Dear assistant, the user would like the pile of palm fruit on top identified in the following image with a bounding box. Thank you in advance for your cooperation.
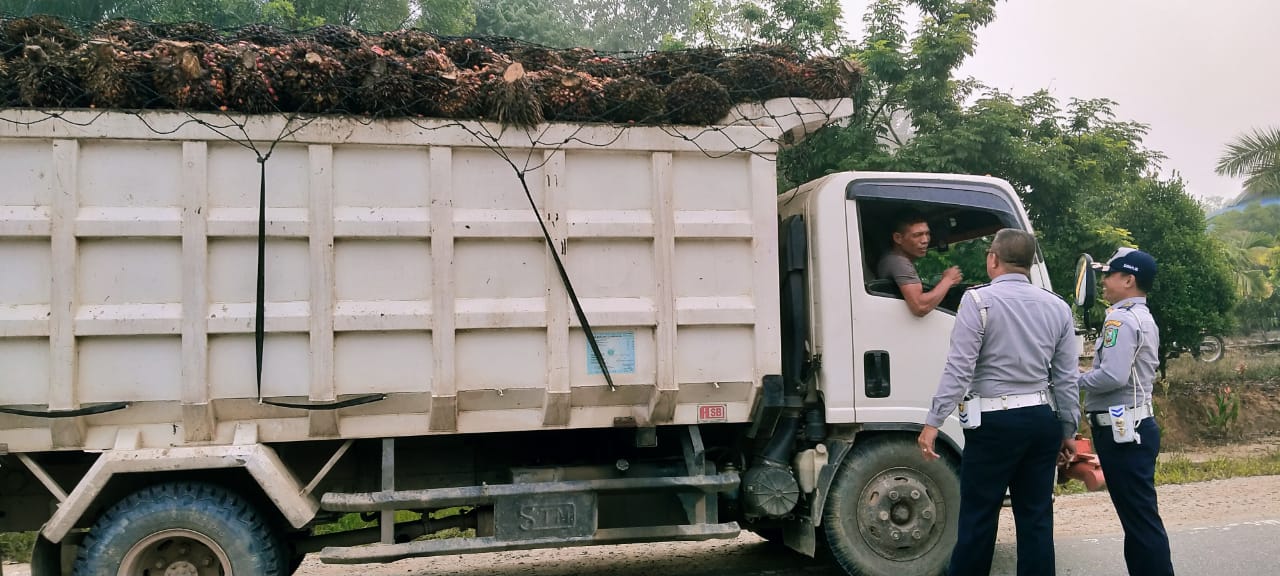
[0,15,862,127]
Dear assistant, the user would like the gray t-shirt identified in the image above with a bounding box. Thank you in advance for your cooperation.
[877,252,921,285]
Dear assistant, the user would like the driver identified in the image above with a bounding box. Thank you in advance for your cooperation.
[877,208,963,316]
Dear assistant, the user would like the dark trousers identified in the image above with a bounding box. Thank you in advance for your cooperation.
[1091,416,1175,576]
[949,404,1061,576]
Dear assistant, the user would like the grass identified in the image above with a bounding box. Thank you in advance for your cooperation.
[0,531,35,563]
[1161,349,1280,387]
[311,506,476,540]
[1056,449,1280,496]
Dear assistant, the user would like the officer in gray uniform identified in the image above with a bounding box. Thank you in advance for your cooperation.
[1081,248,1175,576]
[917,228,1081,576]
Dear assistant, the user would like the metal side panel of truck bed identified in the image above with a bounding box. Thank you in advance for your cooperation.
[0,100,851,453]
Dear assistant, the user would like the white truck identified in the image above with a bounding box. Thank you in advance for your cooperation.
[0,98,1052,575]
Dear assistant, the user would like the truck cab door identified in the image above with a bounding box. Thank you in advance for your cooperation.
[833,176,1041,438]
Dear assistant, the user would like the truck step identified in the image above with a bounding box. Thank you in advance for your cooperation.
[317,522,742,564]
[320,472,740,512]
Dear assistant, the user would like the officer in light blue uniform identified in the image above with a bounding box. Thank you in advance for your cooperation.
[917,229,1081,576]
[1081,248,1175,576]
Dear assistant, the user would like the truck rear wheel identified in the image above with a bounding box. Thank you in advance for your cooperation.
[821,436,959,576]
[72,482,284,576]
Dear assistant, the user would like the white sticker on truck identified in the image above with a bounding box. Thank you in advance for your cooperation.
[587,331,636,375]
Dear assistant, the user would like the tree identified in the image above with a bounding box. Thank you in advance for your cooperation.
[779,0,1235,359]
[0,0,157,22]
[571,0,695,51]
[738,0,845,55]
[417,0,474,35]
[1217,127,1280,204]
[1109,178,1236,354]
[291,0,412,30]
[473,0,581,46]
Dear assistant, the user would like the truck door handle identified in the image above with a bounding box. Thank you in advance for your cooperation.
[864,351,891,398]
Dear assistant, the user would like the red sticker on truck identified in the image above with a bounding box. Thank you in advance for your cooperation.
[698,404,728,423]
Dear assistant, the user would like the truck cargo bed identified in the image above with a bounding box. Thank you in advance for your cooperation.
[0,100,849,451]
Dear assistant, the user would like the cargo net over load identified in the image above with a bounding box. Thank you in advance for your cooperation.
[0,14,860,129]
[0,13,859,414]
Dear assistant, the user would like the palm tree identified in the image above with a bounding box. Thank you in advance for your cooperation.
[1214,230,1275,299]
[1217,127,1280,204]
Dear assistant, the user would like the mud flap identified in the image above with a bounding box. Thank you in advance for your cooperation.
[30,533,65,576]
[783,515,817,557]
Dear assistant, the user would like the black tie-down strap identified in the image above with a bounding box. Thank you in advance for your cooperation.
[254,158,385,411]
[0,402,129,418]
[518,174,616,392]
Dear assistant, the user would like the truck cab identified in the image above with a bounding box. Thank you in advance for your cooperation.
[765,172,1051,573]
[782,171,1048,446]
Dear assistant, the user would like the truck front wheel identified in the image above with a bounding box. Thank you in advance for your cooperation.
[72,482,284,576]
[821,435,959,576]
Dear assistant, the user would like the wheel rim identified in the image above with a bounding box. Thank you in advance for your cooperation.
[852,466,945,561]
[1199,337,1223,362]
[119,529,230,576]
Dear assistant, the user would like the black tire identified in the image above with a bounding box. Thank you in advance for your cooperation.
[1197,334,1225,363]
[72,482,284,576]
[821,435,959,576]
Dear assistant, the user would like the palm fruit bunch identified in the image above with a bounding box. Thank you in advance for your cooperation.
[481,62,543,128]
[436,67,484,119]
[145,40,226,110]
[559,47,596,68]
[683,46,727,77]
[311,24,366,52]
[578,55,630,79]
[274,41,345,113]
[92,19,158,51]
[441,37,500,70]
[508,45,564,72]
[714,53,798,102]
[78,39,151,109]
[345,44,417,116]
[0,56,16,106]
[149,22,221,44]
[0,16,14,57]
[743,43,803,64]
[796,55,863,99]
[378,29,439,57]
[234,23,291,47]
[3,15,81,52]
[221,42,284,114]
[405,49,457,117]
[600,75,664,124]
[663,72,731,126]
[11,37,86,107]
[637,50,692,86]
[533,67,605,122]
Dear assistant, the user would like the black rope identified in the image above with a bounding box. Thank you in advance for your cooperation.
[517,173,616,392]
[0,402,129,418]
[252,157,385,410]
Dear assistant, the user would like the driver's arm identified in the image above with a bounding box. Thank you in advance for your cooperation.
[900,281,958,317]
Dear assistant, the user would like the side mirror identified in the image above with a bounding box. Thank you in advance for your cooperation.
[1074,254,1098,330]
[1074,254,1096,308]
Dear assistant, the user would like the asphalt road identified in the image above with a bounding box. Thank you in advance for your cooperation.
[992,517,1280,575]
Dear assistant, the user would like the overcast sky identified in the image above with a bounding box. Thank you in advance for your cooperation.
[837,0,1279,200]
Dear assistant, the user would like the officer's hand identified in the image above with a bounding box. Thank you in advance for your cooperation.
[1058,437,1078,465]
[917,425,940,461]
